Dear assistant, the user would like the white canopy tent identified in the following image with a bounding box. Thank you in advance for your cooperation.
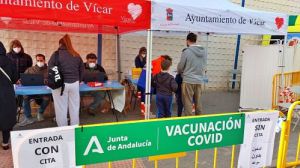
[151,0,287,34]
[144,0,288,119]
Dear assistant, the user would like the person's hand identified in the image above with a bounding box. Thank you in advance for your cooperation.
[16,79,21,85]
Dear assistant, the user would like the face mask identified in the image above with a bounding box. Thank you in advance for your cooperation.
[37,62,44,68]
[13,47,21,54]
[89,63,96,68]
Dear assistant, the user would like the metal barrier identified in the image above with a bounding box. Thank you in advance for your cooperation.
[79,111,270,168]
[277,101,300,168]
[81,142,243,168]
[81,109,297,168]
[272,71,300,109]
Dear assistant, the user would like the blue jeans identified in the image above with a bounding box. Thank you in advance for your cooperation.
[156,94,173,118]
[22,95,50,118]
[83,92,106,110]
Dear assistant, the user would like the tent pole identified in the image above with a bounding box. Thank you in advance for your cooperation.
[97,34,102,66]
[232,35,241,89]
[116,33,121,81]
[204,33,209,90]
[145,30,153,120]
[232,0,246,89]
[280,35,288,86]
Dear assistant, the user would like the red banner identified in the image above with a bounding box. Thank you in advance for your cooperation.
[0,0,150,34]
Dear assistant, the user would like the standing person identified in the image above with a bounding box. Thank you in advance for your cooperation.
[82,53,108,115]
[135,47,147,68]
[0,41,18,150]
[48,34,84,126]
[19,54,50,126]
[7,40,32,79]
[175,73,183,117]
[152,57,178,118]
[177,33,207,116]
[135,47,147,104]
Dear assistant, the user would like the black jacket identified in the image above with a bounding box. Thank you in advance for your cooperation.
[152,72,178,96]
[83,63,108,81]
[48,47,84,83]
[7,51,32,79]
[0,42,18,130]
[135,55,146,68]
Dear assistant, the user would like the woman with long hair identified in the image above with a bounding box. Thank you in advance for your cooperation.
[48,34,83,126]
[0,41,18,150]
[134,47,147,68]
[7,39,32,79]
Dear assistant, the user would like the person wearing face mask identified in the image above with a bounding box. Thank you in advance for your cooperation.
[6,40,33,80]
[177,33,207,116]
[82,53,108,116]
[135,47,147,68]
[19,54,50,126]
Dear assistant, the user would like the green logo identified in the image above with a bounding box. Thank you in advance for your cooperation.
[75,113,245,166]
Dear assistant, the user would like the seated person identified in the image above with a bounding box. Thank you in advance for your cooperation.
[83,53,108,116]
[19,54,50,126]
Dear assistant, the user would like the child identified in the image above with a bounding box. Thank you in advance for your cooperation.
[152,57,178,118]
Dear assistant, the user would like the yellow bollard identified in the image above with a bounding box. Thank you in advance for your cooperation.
[176,157,179,168]
[154,160,158,168]
[195,150,199,168]
[230,145,235,168]
[108,162,112,168]
[132,159,136,168]
[213,148,218,168]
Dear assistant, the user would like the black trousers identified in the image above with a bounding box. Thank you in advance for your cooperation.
[2,129,12,144]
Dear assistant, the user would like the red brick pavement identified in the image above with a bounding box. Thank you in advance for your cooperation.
[0,148,13,168]
[86,159,145,168]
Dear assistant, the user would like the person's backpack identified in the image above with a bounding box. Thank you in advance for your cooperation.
[47,51,65,95]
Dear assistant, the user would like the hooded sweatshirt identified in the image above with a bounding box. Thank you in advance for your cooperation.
[0,42,18,83]
[177,45,207,84]
[152,72,178,96]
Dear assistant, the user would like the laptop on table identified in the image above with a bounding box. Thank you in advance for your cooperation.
[83,72,106,83]
[20,73,45,86]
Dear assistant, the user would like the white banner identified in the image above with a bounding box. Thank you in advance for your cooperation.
[11,126,80,168]
[238,111,279,168]
[151,0,288,35]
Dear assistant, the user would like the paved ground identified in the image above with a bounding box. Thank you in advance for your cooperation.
[0,91,299,168]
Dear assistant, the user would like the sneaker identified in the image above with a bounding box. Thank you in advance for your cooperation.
[1,143,9,150]
[37,113,44,121]
[18,117,36,127]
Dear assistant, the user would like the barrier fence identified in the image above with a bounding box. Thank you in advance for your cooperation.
[81,103,300,168]
[277,101,300,167]
[272,71,300,109]
[80,107,300,168]
[11,110,287,168]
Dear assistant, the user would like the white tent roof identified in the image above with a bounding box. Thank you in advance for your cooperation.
[151,0,288,35]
